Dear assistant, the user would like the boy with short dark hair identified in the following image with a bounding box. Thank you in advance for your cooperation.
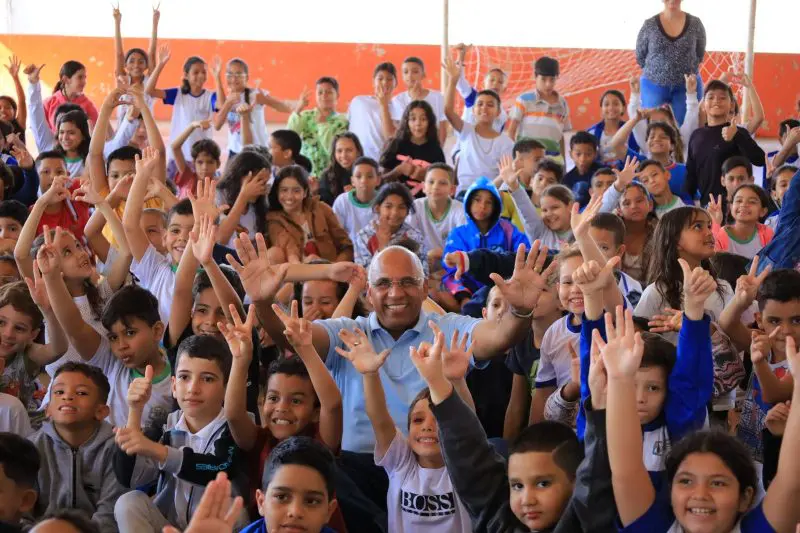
[0,200,27,254]
[243,436,339,533]
[348,62,399,161]
[29,362,125,533]
[113,334,247,533]
[637,159,684,217]
[589,168,617,199]
[562,131,601,206]
[333,156,382,245]
[28,152,90,241]
[685,79,765,206]
[510,139,547,192]
[508,56,571,159]
[391,57,447,146]
[0,432,39,528]
[453,43,508,133]
[768,118,800,172]
[529,158,564,211]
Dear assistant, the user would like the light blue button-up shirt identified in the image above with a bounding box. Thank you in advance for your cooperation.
[319,310,482,454]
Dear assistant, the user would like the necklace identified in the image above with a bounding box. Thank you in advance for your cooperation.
[475,130,496,155]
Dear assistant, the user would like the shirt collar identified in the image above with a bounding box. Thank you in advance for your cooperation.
[367,309,429,335]
[174,408,226,438]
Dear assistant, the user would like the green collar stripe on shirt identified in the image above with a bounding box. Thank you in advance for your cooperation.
[425,199,452,223]
[656,195,679,211]
[724,226,758,244]
[64,156,83,163]
[131,355,172,384]
[348,190,372,208]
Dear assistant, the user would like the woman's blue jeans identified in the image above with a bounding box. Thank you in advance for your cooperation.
[640,74,703,126]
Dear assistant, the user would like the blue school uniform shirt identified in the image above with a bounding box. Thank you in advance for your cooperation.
[763,150,797,188]
[622,500,773,533]
[240,519,337,533]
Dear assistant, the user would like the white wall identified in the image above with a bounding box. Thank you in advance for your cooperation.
[3,0,799,53]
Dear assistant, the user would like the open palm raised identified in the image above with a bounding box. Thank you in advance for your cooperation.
[227,233,289,302]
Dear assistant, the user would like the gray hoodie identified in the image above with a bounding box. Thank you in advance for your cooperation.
[28,420,125,533]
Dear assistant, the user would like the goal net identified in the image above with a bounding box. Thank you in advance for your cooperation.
[462,46,745,102]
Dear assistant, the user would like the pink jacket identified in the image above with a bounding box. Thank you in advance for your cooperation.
[713,222,774,252]
[43,92,99,132]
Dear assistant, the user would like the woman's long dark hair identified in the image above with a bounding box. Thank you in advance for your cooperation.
[645,206,725,310]
[268,165,312,213]
[379,100,438,170]
[217,151,270,236]
[319,132,364,202]
[54,61,85,95]
[55,110,91,162]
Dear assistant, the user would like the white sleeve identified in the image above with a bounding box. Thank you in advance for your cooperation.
[103,118,140,159]
[680,93,700,146]
[601,183,623,213]
[130,245,171,294]
[633,283,665,319]
[26,82,55,152]
[456,72,474,101]
[0,393,32,437]
[627,92,647,150]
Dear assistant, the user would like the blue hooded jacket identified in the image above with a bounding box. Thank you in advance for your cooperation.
[442,177,530,295]
[757,168,800,273]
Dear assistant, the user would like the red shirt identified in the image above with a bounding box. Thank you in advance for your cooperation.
[33,182,91,242]
[43,92,99,132]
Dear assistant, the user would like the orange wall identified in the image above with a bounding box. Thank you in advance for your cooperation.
[4,35,799,137]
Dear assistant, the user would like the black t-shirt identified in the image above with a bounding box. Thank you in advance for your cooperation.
[165,324,261,424]
[381,139,445,198]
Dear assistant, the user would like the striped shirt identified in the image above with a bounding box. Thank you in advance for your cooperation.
[509,89,571,155]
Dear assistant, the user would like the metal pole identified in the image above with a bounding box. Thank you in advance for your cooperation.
[741,0,757,120]
[441,0,449,93]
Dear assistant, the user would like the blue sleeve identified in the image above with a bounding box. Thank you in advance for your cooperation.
[509,225,530,251]
[772,169,800,235]
[441,226,471,275]
[163,88,179,105]
[741,502,775,533]
[621,497,675,533]
[212,243,237,266]
[210,92,218,112]
[576,317,606,440]
[665,314,713,442]
[463,87,478,109]
[757,168,800,273]
[12,168,40,206]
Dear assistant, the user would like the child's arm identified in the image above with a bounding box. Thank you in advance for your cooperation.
[255,91,294,114]
[14,176,70,281]
[750,330,794,404]
[761,336,800,532]
[148,6,159,71]
[238,103,254,146]
[608,110,644,154]
[731,123,766,166]
[89,88,125,193]
[332,265,366,319]
[335,328,395,458]
[503,373,530,440]
[168,218,201,347]
[129,84,166,178]
[664,260,716,439]
[24,266,68,367]
[5,56,26,129]
[213,93,241,131]
[171,121,208,175]
[143,44,169,100]
[211,56,225,108]
[740,73,764,135]
[23,64,55,152]
[112,7,125,77]
[435,324,476,411]
[680,75,700,144]
[220,306,260,451]
[122,147,161,261]
[274,302,343,451]
[601,306,656,526]
[772,127,800,168]
[39,228,102,360]
[719,256,770,351]
[377,86,396,139]
[409,330,513,529]
[442,56,464,133]
[217,170,268,245]
[192,214,244,324]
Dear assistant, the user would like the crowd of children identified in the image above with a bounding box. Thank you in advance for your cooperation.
[1,6,800,532]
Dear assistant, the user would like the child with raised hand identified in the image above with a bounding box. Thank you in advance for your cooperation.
[2,55,27,141]
[588,89,640,164]
[348,62,399,161]
[112,4,159,121]
[406,163,466,274]
[337,325,473,532]
[708,185,774,260]
[508,56,570,159]
[605,306,800,533]
[170,122,221,198]
[145,45,218,171]
[444,56,514,196]
[441,176,529,304]
[636,159,685,218]
[685,79,765,206]
[379,100,445,198]
[391,57,447,146]
[266,165,353,264]
[113,334,248,533]
[452,44,508,133]
[318,132,364,206]
[505,156,574,249]
[30,362,125,533]
[333,156,382,245]
[221,302,348,532]
[353,182,429,274]
[410,312,616,533]
[216,57,298,156]
[42,61,97,132]
[0,278,68,427]
[766,165,795,229]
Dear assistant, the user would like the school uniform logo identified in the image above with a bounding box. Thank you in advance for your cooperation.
[400,490,457,517]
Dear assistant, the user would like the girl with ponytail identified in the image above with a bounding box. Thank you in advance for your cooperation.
[42,60,98,132]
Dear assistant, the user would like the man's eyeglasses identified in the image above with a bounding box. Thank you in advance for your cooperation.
[371,277,423,292]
